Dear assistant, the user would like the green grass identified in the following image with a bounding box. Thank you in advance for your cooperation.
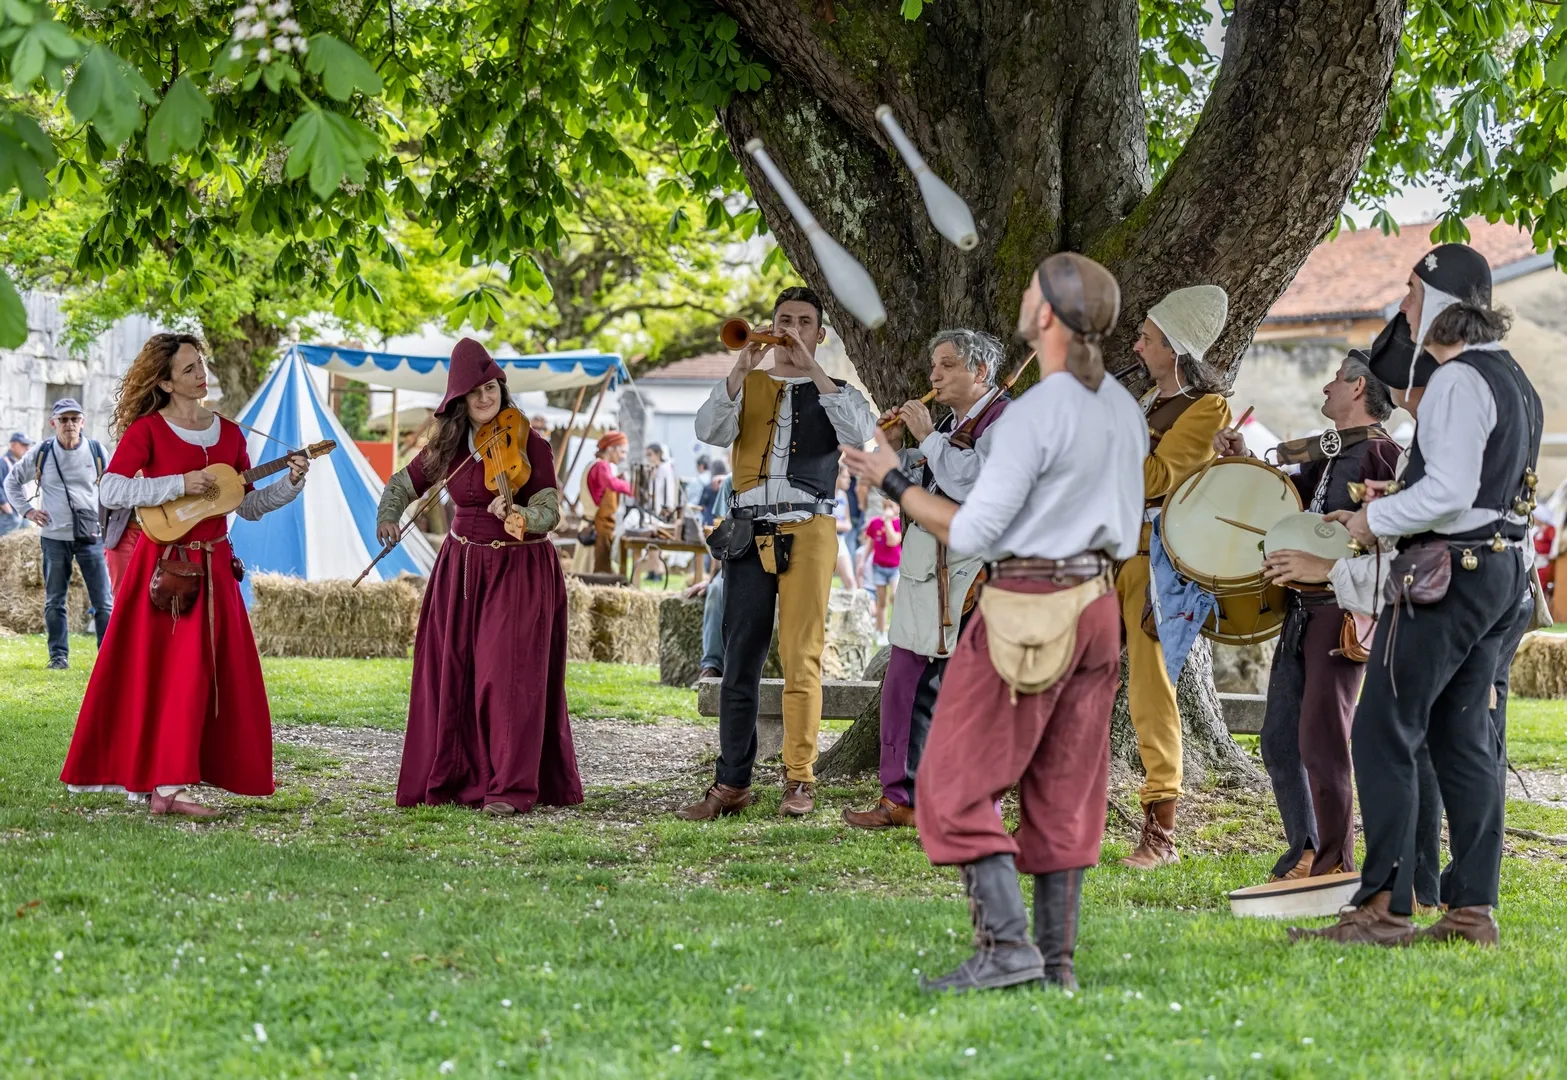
[1508,698,1567,769]
[3,635,1567,1077]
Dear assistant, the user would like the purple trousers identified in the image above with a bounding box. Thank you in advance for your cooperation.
[879,645,945,807]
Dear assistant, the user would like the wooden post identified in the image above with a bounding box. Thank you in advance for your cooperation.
[389,387,399,471]
[555,383,588,472]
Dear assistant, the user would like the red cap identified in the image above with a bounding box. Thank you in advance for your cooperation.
[436,338,507,416]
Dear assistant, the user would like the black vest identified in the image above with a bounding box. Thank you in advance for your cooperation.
[778,379,846,501]
[1402,348,1541,543]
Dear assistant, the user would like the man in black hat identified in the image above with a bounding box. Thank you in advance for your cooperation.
[1292,244,1541,947]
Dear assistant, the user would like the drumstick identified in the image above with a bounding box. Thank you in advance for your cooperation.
[1178,405,1255,505]
[1216,515,1269,536]
[878,389,939,431]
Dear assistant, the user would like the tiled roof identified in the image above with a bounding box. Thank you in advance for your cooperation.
[1266,218,1542,322]
[636,352,756,380]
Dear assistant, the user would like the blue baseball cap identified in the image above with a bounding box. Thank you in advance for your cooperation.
[7,430,32,445]
[51,399,84,418]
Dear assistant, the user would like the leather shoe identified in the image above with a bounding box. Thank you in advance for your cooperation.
[779,780,815,817]
[699,667,721,680]
[843,797,915,829]
[483,801,517,816]
[1120,799,1179,868]
[676,783,751,821]
[1288,890,1414,946]
[1272,849,1314,882]
[1412,905,1498,946]
[149,790,221,818]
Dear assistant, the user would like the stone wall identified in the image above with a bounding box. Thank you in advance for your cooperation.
[658,586,875,686]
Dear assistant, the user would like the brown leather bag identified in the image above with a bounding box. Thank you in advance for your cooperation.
[150,546,203,615]
[1337,611,1375,663]
[1383,542,1452,608]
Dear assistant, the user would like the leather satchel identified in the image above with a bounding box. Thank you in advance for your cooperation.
[705,516,754,562]
[1383,542,1452,608]
[979,575,1110,703]
[1337,611,1375,663]
[150,546,202,615]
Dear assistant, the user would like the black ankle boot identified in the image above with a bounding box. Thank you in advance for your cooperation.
[920,853,1046,994]
[1033,868,1085,990]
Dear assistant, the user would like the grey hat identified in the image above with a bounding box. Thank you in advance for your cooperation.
[51,399,84,418]
[8,430,33,445]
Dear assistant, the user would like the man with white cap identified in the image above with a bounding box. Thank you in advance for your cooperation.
[1116,285,1232,868]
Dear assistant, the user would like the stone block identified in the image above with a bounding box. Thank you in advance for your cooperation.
[1211,639,1277,695]
[696,677,880,720]
[1219,693,1266,735]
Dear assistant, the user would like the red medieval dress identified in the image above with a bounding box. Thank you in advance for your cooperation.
[60,414,276,796]
[395,429,582,811]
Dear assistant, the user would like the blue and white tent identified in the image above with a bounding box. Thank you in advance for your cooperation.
[294,343,628,394]
[230,349,437,592]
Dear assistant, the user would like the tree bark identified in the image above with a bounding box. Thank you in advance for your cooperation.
[815,645,890,779]
[202,313,280,417]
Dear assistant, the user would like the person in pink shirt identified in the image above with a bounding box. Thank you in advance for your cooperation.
[583,432,633,573]
[863,499,902,638]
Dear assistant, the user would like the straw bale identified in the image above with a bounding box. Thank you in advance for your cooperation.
[1509,632,1567,699]
[0,528,93,634]
[588,585,660,665]
[250,573,420,658]
[565,575,595,661]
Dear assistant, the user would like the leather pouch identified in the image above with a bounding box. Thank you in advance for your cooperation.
[978,575,1109,703]
[577,524,597,546]
[757,531,794,575]
[231,555,246,583]
[1383,542,1452,608]
[1337,611,1375,663]
[1530,565,1554,629]
[1140,599,1158,639]
[705,516,754,562]
[150,546,202,615]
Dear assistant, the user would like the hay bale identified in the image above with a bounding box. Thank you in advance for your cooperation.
[1510,632,1567,699]
[0,528,93,634]
[659,594,706,686]
[588,584,659,664]
[250,573,420,658]
[565,575,595,662]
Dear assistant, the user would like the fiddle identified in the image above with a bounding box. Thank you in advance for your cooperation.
[475,406,531,516]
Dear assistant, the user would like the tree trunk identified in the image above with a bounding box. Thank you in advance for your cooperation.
[716,0,1399,773]
[815,645,890,779]
[202,313,281,417]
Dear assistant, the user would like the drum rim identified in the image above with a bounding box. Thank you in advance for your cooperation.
[1161,456,1303,590]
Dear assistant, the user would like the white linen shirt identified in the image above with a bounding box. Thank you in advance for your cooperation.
[947,371,1147,562]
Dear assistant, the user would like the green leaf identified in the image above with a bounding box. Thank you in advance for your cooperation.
[66,45,155,146]
[899,0,925,20]
[283,108,380,198]
[10,18,82,92]
[0,268,24,349]
[1547,41,1567,88]
[304,34,384,101]
[145,74,212,165]
[0,112,58,201]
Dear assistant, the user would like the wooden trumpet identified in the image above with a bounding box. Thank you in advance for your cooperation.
[878,389,939,430]
[719,318,786,350]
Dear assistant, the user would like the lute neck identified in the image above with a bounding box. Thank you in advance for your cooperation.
[242,453,297,485]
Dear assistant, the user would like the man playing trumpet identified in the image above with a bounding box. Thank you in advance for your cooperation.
[844,329,1011,830]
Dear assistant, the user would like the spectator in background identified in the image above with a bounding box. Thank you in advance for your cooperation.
[2,401,114,669]
[688,454,712,506]
[0,429,33,537]
[583,431,633,574]
[844,472,866,566]
[833,464,857,590]
[863,499,902,643]
[685,473,733,680]
[646,443,681,517]
[698,459,729,526]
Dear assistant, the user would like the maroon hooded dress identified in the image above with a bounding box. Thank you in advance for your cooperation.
[394,340,583,812]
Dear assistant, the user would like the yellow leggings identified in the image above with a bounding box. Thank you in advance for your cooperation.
[1115,555,1183,804]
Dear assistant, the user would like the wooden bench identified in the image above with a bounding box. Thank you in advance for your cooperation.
[695,678,1267,742]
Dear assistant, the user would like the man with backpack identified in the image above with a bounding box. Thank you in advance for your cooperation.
[2,399,114,669]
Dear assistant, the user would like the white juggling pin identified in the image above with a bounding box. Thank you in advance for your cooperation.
[874,105,978,251]
[744,138,888,331]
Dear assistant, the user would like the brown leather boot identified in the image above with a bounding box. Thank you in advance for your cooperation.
[779,780,815,817]
[921,854,1045,993]
[1120,799,1178,868]
[1273,850,1314,882]
[1287,890,1414,946]
[1412,905,1499,946]
[843,797,915,829]
[1033,868,1084,991]
[675,783,751,821]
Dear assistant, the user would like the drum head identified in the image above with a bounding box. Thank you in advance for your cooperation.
[1264,512,1354,562]
[1162,458,1303,592]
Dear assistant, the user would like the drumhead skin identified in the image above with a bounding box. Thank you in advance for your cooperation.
[1161,458,1303,592]
[1264,512,1354,562]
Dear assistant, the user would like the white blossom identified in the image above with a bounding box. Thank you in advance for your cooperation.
[256,47,272,62]
[265,0,291,15]
[293,36,309,53]
[229,45,245,60]
[236,3,258,16]
[274,36,293,52]
[253,1023,268,1043]
[278,17,300,31]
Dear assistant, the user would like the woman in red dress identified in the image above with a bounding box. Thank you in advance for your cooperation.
[377,338,581,814]
[60,334,309,816]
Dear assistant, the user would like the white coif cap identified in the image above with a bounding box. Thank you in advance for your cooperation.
[1147,285,1229,364]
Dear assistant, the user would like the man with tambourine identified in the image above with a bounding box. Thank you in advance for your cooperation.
[1213,353,1401,886]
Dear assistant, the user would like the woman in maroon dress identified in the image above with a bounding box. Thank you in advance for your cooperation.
[61,334,309,816]
[378,339,581,814]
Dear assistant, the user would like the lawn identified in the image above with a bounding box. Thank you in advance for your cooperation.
[2,635,1566,1078]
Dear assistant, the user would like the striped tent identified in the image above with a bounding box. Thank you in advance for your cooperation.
[230,349,436,594]
[294,342,628,393]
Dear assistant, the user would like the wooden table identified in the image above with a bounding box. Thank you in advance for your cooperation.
[619,537,710,587]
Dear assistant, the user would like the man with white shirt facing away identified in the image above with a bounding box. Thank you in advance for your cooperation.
[842,253,1146,994]
[677,286,878,821]
[843,328,1011,830]
[3,400,114,670]
[1295,244,1540,948]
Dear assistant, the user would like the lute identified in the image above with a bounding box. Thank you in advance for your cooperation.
[137,440,336,543]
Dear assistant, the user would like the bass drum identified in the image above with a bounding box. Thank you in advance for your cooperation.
[1204,582,1291,645]
[1160,457,1303,594]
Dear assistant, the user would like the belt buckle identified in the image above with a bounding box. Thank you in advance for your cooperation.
[491,539,504,550]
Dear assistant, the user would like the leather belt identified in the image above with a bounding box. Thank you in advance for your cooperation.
[450,531,548,602]
[730,502,833,519]
[174,535,227,717]
[988,553,1113,584]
